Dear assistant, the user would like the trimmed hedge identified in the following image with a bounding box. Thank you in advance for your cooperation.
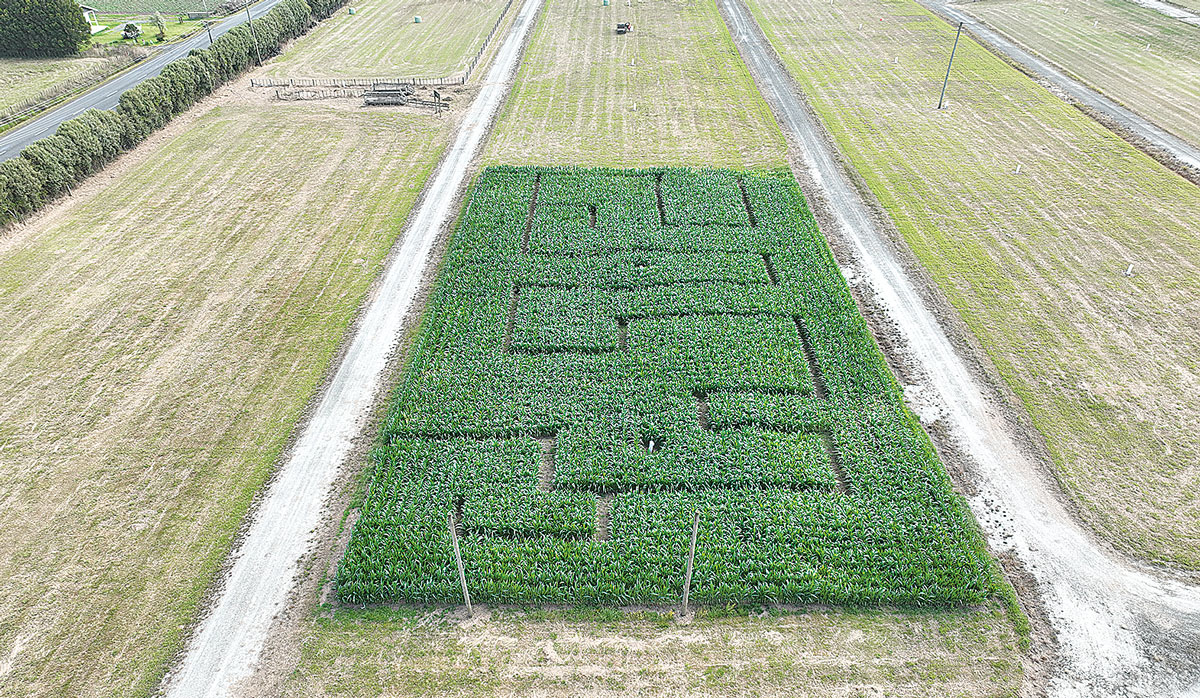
[0,0,91,58]
[0,0,347,224]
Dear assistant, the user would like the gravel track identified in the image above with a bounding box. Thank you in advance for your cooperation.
[1120,0,1200,24]
[158,0,545,693]
[922,0,1200,176]
[717,0,1200,695]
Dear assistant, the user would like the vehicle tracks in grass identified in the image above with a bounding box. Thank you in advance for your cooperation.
[717,0,1200,695]
[159,0,547,694]
[927,0,1200,179]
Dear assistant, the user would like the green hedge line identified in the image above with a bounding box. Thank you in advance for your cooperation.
[0,0,346,224]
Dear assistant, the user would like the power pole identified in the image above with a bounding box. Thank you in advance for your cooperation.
[937,22,963,110]
[246,3,263,66]
[204,20,214,46]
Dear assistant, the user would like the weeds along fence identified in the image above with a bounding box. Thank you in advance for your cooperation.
[462,0,516,82]
[0,53,147,130]
[251,76,464,87]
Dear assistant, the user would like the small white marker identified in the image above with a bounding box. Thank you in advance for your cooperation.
[894,56,898,64]
[1124,264,1134,277]
[1015,164,1021,174]
[648,439,655,452]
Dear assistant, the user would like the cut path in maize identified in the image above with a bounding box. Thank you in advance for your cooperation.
[337,166,996,608]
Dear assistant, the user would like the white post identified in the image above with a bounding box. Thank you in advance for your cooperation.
[681,511,700,616]
[449,512,472,615]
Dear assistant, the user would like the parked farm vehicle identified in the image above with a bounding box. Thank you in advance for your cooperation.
[616,22,632,34]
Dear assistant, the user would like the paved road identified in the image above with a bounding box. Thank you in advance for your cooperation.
[716,0,1200,695]
[159,0,544,694]
[0,0,287,163]
[924,0,1200,174]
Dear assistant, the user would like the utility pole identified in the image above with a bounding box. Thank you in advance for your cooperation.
[246,3,263,66]
[204,20,214,46]
[937,22,963,110]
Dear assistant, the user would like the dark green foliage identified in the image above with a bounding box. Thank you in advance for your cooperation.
[0,0,90,58]
[336,167,996,608]
[0,0,349,226]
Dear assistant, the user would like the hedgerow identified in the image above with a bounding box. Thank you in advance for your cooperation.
[336,167,997,608]
[0,0,348,224]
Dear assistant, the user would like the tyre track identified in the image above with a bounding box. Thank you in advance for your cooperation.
[159,0,546,693]
[716,0,1200,695]
[922,0,1200,177]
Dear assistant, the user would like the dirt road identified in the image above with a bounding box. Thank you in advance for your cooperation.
[918,0,1200,176]
[158,0,545,694]
[1121,0,1200,25]
[717,0,1200,695]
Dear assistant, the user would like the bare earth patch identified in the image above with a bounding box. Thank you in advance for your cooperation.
[278,606,1023,697]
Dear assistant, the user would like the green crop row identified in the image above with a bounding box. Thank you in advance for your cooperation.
[336,166,995,607]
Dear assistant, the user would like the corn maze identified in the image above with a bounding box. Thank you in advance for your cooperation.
[336,167,995,606]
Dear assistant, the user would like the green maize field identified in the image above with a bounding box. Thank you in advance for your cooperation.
[336,166,996,607]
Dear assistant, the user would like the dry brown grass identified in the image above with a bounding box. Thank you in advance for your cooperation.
[0,96,450,697]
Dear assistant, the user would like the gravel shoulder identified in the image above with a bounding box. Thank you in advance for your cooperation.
[718,0,1200,694]
[159,0,548,693]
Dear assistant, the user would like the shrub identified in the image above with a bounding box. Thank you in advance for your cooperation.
[0,0,346,225]
[0,0,91,58]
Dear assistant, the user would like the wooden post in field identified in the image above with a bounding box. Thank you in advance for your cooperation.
[246,4,263,66]
[681,511,700,616]
[449,513,472,615]
[938,22,964,110]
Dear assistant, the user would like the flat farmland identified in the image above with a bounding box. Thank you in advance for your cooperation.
[747,0,1200,567]
[267,0,514,77]
[485,0,786,167]
[268,168,1025,696]
[337,167,994,606]
[968,0,1200,147]
[0,56,114,112]
[0,102,449,697]
[280,607,1023,697]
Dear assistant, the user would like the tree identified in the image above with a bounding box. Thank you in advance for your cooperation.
[0,0,91,58]
[152,11,166,41]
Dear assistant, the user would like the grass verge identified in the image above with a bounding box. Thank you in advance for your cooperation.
[0,101,450,697]
[746,0,1200,568]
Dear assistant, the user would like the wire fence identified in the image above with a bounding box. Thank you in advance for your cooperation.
[462,0,517,82]
[251,75,464,88]
[0,53,147,129]
[253,0,518,94]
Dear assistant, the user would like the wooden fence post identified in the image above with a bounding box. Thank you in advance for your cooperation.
[448,512,472,615]
[681,510,700,616]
